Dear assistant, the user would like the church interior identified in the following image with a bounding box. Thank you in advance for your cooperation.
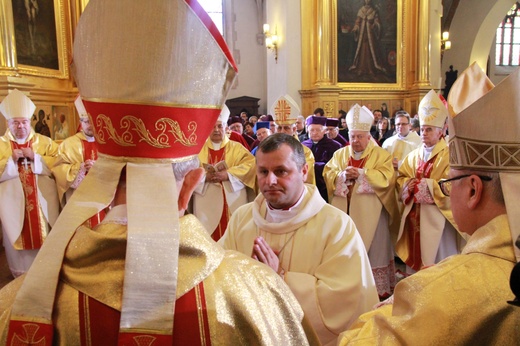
[0,0,518,285]
[0,1,518,134]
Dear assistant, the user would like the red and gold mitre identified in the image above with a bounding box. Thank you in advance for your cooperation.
[72,0,237,160]
[270,94,300,126]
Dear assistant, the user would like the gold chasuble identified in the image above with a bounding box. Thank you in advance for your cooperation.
[338,215,519,345]
[53,132,105,227]
[396,140,461,271]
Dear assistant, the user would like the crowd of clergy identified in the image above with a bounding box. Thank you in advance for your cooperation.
[0,3,518,341]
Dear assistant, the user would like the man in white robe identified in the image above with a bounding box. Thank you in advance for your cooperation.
[220,133,378,346]
[382,111,421,171]
[396,90,462,273]
[0,89,59,277]
[323,104,399,300]
[193,107,256,241]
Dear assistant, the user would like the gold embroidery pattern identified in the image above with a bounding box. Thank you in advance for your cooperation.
[451,138,520,171]
[95,114,197,148]
[351,106,371,131]
[420,104,440,123]
[19,169,35,213]
[10,323,46,345]
[132,335,157,346]
[274,99,291,123]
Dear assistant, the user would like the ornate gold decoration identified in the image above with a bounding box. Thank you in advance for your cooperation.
[324,102,335,117]
[420,104,440,124]
[451,138,520,171]
[132,335,157,346]
[95,114,197,148]
[274,99,291,123]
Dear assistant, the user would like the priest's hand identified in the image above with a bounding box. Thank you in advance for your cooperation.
[20,148,35,161]
[12,149,24,162]
[212,170,229,182]
[84,159,95,171]
[252,236,279,273]
[345,166,360,180]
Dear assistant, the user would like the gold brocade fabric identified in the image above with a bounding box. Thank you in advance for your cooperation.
[397,139,456,229]
[52,132,92,203]
[0,214,312,345]
[338,215,520,345]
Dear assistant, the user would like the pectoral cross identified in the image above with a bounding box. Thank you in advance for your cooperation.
[21,157,29,171]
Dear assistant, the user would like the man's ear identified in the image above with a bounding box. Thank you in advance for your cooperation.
[301,163,309,182]
[178,167,204,211]
[467,175,483,209]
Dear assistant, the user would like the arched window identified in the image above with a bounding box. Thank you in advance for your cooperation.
[199,0,224,35]
[495,1,520,66]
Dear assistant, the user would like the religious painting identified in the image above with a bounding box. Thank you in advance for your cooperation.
[31,105,52,138]
[51,105,73,141]
[337,0,398,83]
[10,0,69,78]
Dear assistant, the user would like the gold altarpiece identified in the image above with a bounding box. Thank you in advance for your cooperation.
[300,0,436,117]
[0,0,88,136]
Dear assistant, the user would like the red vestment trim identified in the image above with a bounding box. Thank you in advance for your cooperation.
[345,155,368,213]
[208,147,229,241]
[403,155,437,271]
[12,140,45,249]
[83,101,220,159]
[77,282,210,345]
[81,139,106,228]
[6,320,53,345]
[184,0,237,72]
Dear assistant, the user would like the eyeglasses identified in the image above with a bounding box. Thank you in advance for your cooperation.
[395,123,409,126]
[438,174,492,196]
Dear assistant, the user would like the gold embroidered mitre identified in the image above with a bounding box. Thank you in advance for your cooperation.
[72,0,237,159]
[447,62,520,262]
[418,89,448,128]
[271,94,300,126]
[0,89,36,120]
[346,104,373,132]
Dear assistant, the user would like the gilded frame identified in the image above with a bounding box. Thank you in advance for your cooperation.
[334,0,404,89]
[11,0,69,79]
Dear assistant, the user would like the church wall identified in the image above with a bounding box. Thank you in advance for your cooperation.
[223,0,269,115]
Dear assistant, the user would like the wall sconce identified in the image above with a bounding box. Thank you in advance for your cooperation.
[441,31,452,51]
[263,23,278,63]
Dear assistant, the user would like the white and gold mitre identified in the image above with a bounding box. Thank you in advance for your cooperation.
[74,95,89,120]
[270,94,300,126]
[447,62,520,262]
[418,89,448,128]
[346,104,373,131]
[0,89,36,120]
